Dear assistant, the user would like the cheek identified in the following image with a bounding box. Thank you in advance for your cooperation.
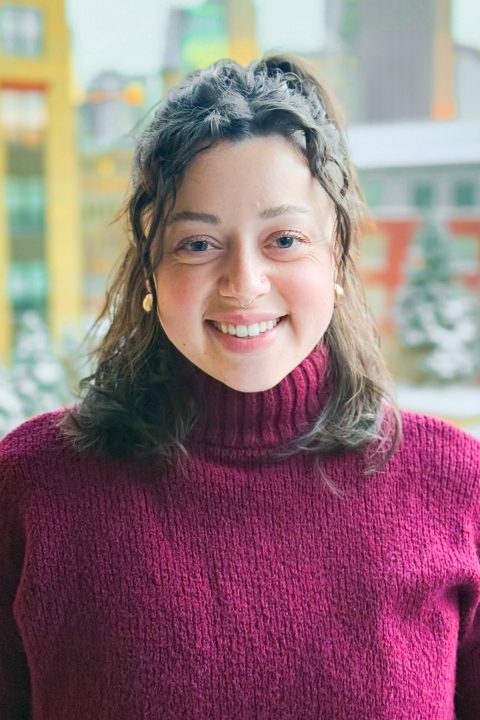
[283,259,334,315]
[154,267,207,321]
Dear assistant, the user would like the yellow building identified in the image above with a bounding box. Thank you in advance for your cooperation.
[0,0,80,363]
[80,146,131,318]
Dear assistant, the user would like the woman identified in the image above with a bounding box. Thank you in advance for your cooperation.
[1,55,479,720]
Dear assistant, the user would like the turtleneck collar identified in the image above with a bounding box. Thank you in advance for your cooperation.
[184,344,330,451]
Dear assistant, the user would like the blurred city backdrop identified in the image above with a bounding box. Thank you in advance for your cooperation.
[0,0,479,437]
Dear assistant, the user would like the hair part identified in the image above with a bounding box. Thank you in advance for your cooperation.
[59,53,402,493]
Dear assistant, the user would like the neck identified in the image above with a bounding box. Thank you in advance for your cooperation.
[184,344,330,451]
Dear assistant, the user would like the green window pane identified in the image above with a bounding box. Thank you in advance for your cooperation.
[413,182,434,209]
[8,260,48,305]
[454,181,476,207]
[6,142,44,174]
[6,176,45,234]
[363,181,383,208]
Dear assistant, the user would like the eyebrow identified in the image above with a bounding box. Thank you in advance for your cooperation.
[259,204,311,219]
[167,204,311,225]
[167,210,220,225]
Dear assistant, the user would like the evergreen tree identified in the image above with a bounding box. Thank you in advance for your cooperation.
[11,311,74,419]
[396,217,478,382]
[0,363,24,438]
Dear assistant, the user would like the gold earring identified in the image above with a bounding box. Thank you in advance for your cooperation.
[142,292,153,312]
[333,283,344,301]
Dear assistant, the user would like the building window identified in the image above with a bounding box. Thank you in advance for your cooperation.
[6,177,45,237]
[453,181,476,208]
[0,89,47,143]
[413,181,435,209]
[8,260,48,307]
[0,6,43,57]
[362,180,383,208]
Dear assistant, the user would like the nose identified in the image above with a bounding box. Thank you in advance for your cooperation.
[218,243,271,306]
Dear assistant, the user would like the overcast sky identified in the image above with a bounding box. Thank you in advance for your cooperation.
[66,0,480,89]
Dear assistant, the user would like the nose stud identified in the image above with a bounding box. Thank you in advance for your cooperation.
[239,297,254,309]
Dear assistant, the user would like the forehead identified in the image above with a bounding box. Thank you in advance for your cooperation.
[173,135,329,212]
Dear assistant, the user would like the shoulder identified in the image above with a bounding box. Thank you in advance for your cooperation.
[0,408,160,495]
[0,408,74,490]
[1,408,70,460]
[401,410,479,457]
[397,409,480,484]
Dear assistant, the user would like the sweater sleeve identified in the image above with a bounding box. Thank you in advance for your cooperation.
[453,428,480,719]
[0,436,32,719]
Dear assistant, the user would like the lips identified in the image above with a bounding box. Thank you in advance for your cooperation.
[205,314,287,353]
[207,312,285,324]
[212,318,280,337]
[206,315,287,341]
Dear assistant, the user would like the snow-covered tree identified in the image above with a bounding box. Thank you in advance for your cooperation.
[396,217,478,382]
[0,312,109,439]
[0,364,25,438]
[10,311,74,419]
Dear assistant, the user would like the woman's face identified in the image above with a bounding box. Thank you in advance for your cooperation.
[153,134,336,392]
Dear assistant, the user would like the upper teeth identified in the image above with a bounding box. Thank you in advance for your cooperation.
[213,319,280,337]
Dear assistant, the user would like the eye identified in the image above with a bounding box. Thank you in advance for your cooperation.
[185,239,209,252]
[274,235,297,249]
[268,231,307,250]
[171,236,222,264]
[176,237,216,253]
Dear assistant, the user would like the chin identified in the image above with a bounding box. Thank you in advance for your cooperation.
[215,370,288,393]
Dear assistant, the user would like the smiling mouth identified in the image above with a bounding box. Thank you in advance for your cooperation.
[208,316,287,338]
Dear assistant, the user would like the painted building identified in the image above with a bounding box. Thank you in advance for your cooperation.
[348,119,480,378]
[318,0,456,123]
[162,0,259,91]
[78,71,161,150]
[77,72,162,317]
[0,0,80,364]
[80,145,132,319]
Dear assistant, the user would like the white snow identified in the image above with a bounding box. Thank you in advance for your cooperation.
[396,384,480,417]
[396,384,480,438]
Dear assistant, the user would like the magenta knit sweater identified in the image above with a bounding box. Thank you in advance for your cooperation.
[1,348,480,719]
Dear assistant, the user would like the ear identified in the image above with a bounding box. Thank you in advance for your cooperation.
[143,271,152,294]
[331,254,338,283]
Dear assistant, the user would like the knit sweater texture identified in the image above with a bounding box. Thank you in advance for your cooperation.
[1,347,480,720]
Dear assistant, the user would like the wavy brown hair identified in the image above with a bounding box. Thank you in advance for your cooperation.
[60,54,402,485]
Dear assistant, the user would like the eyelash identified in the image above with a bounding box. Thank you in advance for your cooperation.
[176,231,307,254]
[269,231,306,249]
[177,238,215,253]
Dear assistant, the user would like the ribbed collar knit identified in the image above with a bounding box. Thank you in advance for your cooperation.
[185,344,330,450]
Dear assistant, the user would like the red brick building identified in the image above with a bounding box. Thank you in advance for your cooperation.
[347,119,480,379]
